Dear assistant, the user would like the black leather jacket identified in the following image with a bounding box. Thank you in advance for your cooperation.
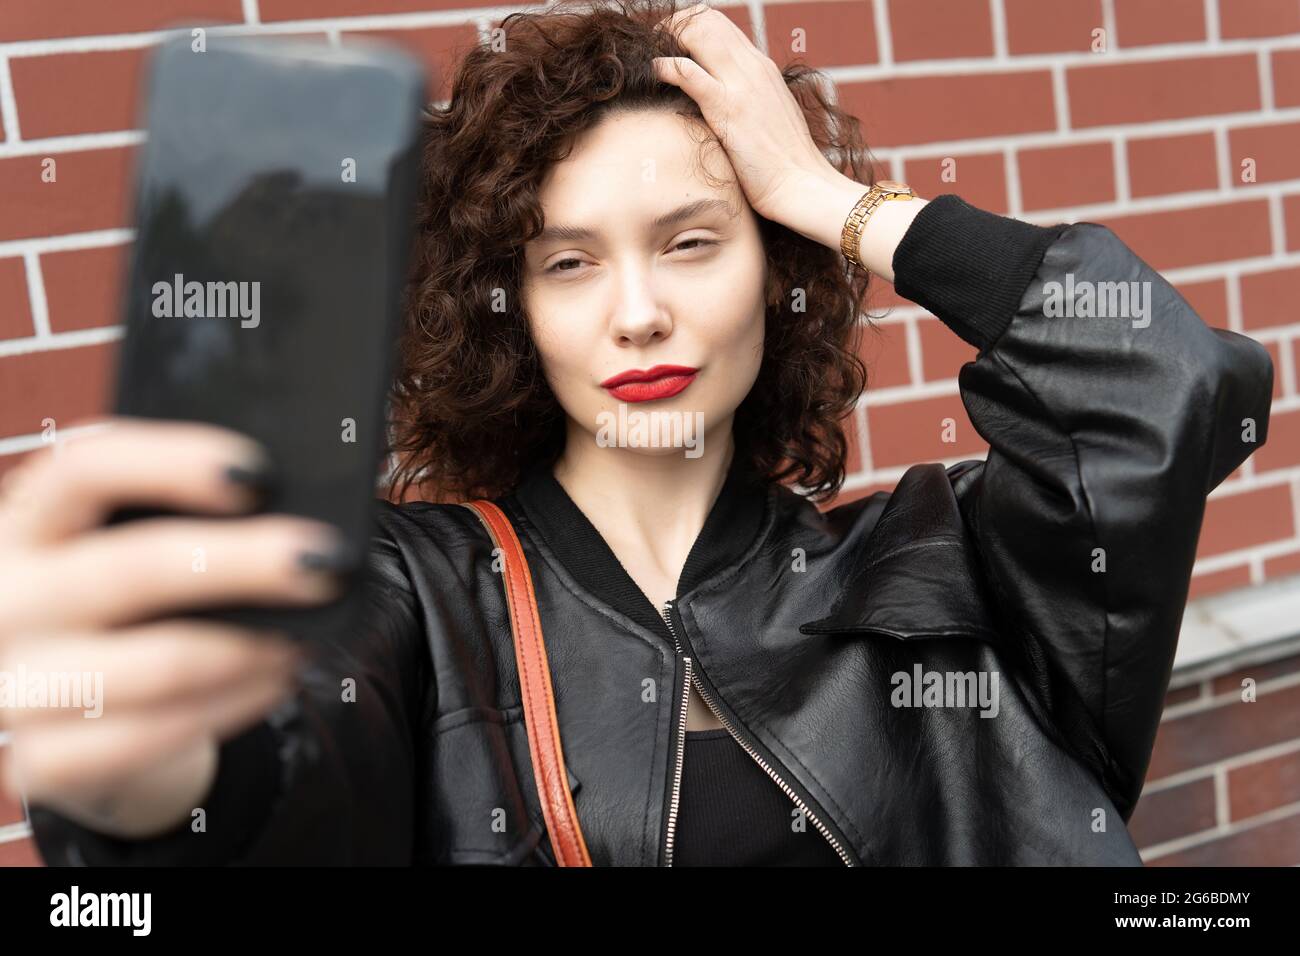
[30,195,1274,866]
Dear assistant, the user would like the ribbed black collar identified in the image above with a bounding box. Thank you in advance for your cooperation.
[499,452,772,642]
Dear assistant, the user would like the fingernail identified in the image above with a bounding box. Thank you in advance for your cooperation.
[296,539,359,576]
[295,532,360,602]
[223,454,278,509]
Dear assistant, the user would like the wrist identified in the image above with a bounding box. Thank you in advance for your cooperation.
[854,192,928,284]
[770,169,864,252]
[768,171,927,283]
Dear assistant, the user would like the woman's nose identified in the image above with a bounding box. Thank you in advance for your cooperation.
[608,274,673,346]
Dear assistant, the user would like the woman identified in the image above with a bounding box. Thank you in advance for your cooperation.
[1,0,1273,865]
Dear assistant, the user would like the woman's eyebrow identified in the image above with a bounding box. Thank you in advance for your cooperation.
[533,197,735,244]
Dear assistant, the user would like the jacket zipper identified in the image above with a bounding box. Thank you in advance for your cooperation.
[660,600,855,867]
[662,651,692,867]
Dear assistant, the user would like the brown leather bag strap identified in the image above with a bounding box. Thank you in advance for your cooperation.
[459,499,593,867]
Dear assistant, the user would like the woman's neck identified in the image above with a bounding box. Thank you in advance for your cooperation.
[551,418,736,605]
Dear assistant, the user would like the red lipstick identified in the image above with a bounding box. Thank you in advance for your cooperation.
[600,364,698,403]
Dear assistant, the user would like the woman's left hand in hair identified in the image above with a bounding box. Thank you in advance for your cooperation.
[652,4,845,229]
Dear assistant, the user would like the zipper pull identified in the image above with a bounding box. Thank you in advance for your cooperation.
[661,600,683,655]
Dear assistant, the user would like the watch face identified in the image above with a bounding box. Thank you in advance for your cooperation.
[876,180,912,194]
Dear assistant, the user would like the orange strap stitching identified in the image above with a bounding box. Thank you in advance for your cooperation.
[460,500,592,867]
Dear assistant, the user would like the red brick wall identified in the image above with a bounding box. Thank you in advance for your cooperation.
[1,0,1297,866]
[1130,650,1300,864]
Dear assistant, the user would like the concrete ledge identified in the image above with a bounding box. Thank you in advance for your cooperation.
[1173,572,1300,686]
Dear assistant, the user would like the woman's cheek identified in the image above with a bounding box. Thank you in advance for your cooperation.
[712,296,765,375]
[534,334,602,426]
[537,341,584,406]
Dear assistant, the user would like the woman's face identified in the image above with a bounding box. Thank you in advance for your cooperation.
[520,107,768,461]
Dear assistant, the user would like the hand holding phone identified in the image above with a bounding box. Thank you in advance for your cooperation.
[0,34,427,831]
[0,418,338,827]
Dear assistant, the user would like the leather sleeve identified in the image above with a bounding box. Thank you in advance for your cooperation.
[891,194,1275,819]
[28,503,431,864]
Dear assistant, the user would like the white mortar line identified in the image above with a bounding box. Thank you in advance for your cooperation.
[0,6,531,56]
[1269,191,1288,257]
[1141,736,1300,794]
[1140,799,1300,861]
[0,129,144,159]
[817,41,1286,81]
[989,0,1008,61]
[0,229,134,259]
[21,251,49,338]
[0,823,32,845]
[3,9,1296,63]
[0,55,19,143]
[1005,144,1022,215]
[903,314,923,387]
[872,99,1300,167]
[748,0,767,56]
[1280,331,1298,396]
[854,403,872,475]
[1258,46,1276,112]
[1193,537,1300,575]
[1225,268,1244,333]
[1214,765,1231,827]
[1113,134,1129,203]
[871,0,893,67]
[0,325,122,359]
[1051,62,1070,133]
[858,379,961,406]
[1100,0,1117,52]
[1214,123,1232,191]
[1292,476,1300,552]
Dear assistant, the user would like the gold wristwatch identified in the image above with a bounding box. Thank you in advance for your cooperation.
[840,180,915,271]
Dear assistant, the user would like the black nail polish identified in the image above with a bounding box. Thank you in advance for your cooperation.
[223,456,278,507]
[296,539,360,576]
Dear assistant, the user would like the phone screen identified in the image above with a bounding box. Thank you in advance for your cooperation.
[110,34,426,640]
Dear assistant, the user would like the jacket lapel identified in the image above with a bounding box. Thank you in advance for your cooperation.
[798,463,1002,645]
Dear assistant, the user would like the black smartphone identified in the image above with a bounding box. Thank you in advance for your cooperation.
[108,32,426,642]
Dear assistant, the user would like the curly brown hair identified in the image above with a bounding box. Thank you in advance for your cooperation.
[385,0,877,504]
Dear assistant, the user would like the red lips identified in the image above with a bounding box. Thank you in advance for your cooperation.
[600,364,699,403]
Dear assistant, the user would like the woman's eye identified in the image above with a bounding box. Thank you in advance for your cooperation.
[546,257,584,274]
[543,239,716,275]
[672,238,716,254]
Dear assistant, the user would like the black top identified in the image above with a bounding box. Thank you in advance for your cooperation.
[505,451,843,866]
[675,730,844,866]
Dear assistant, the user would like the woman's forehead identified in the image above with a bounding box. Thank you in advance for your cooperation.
[536,109,740,205]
